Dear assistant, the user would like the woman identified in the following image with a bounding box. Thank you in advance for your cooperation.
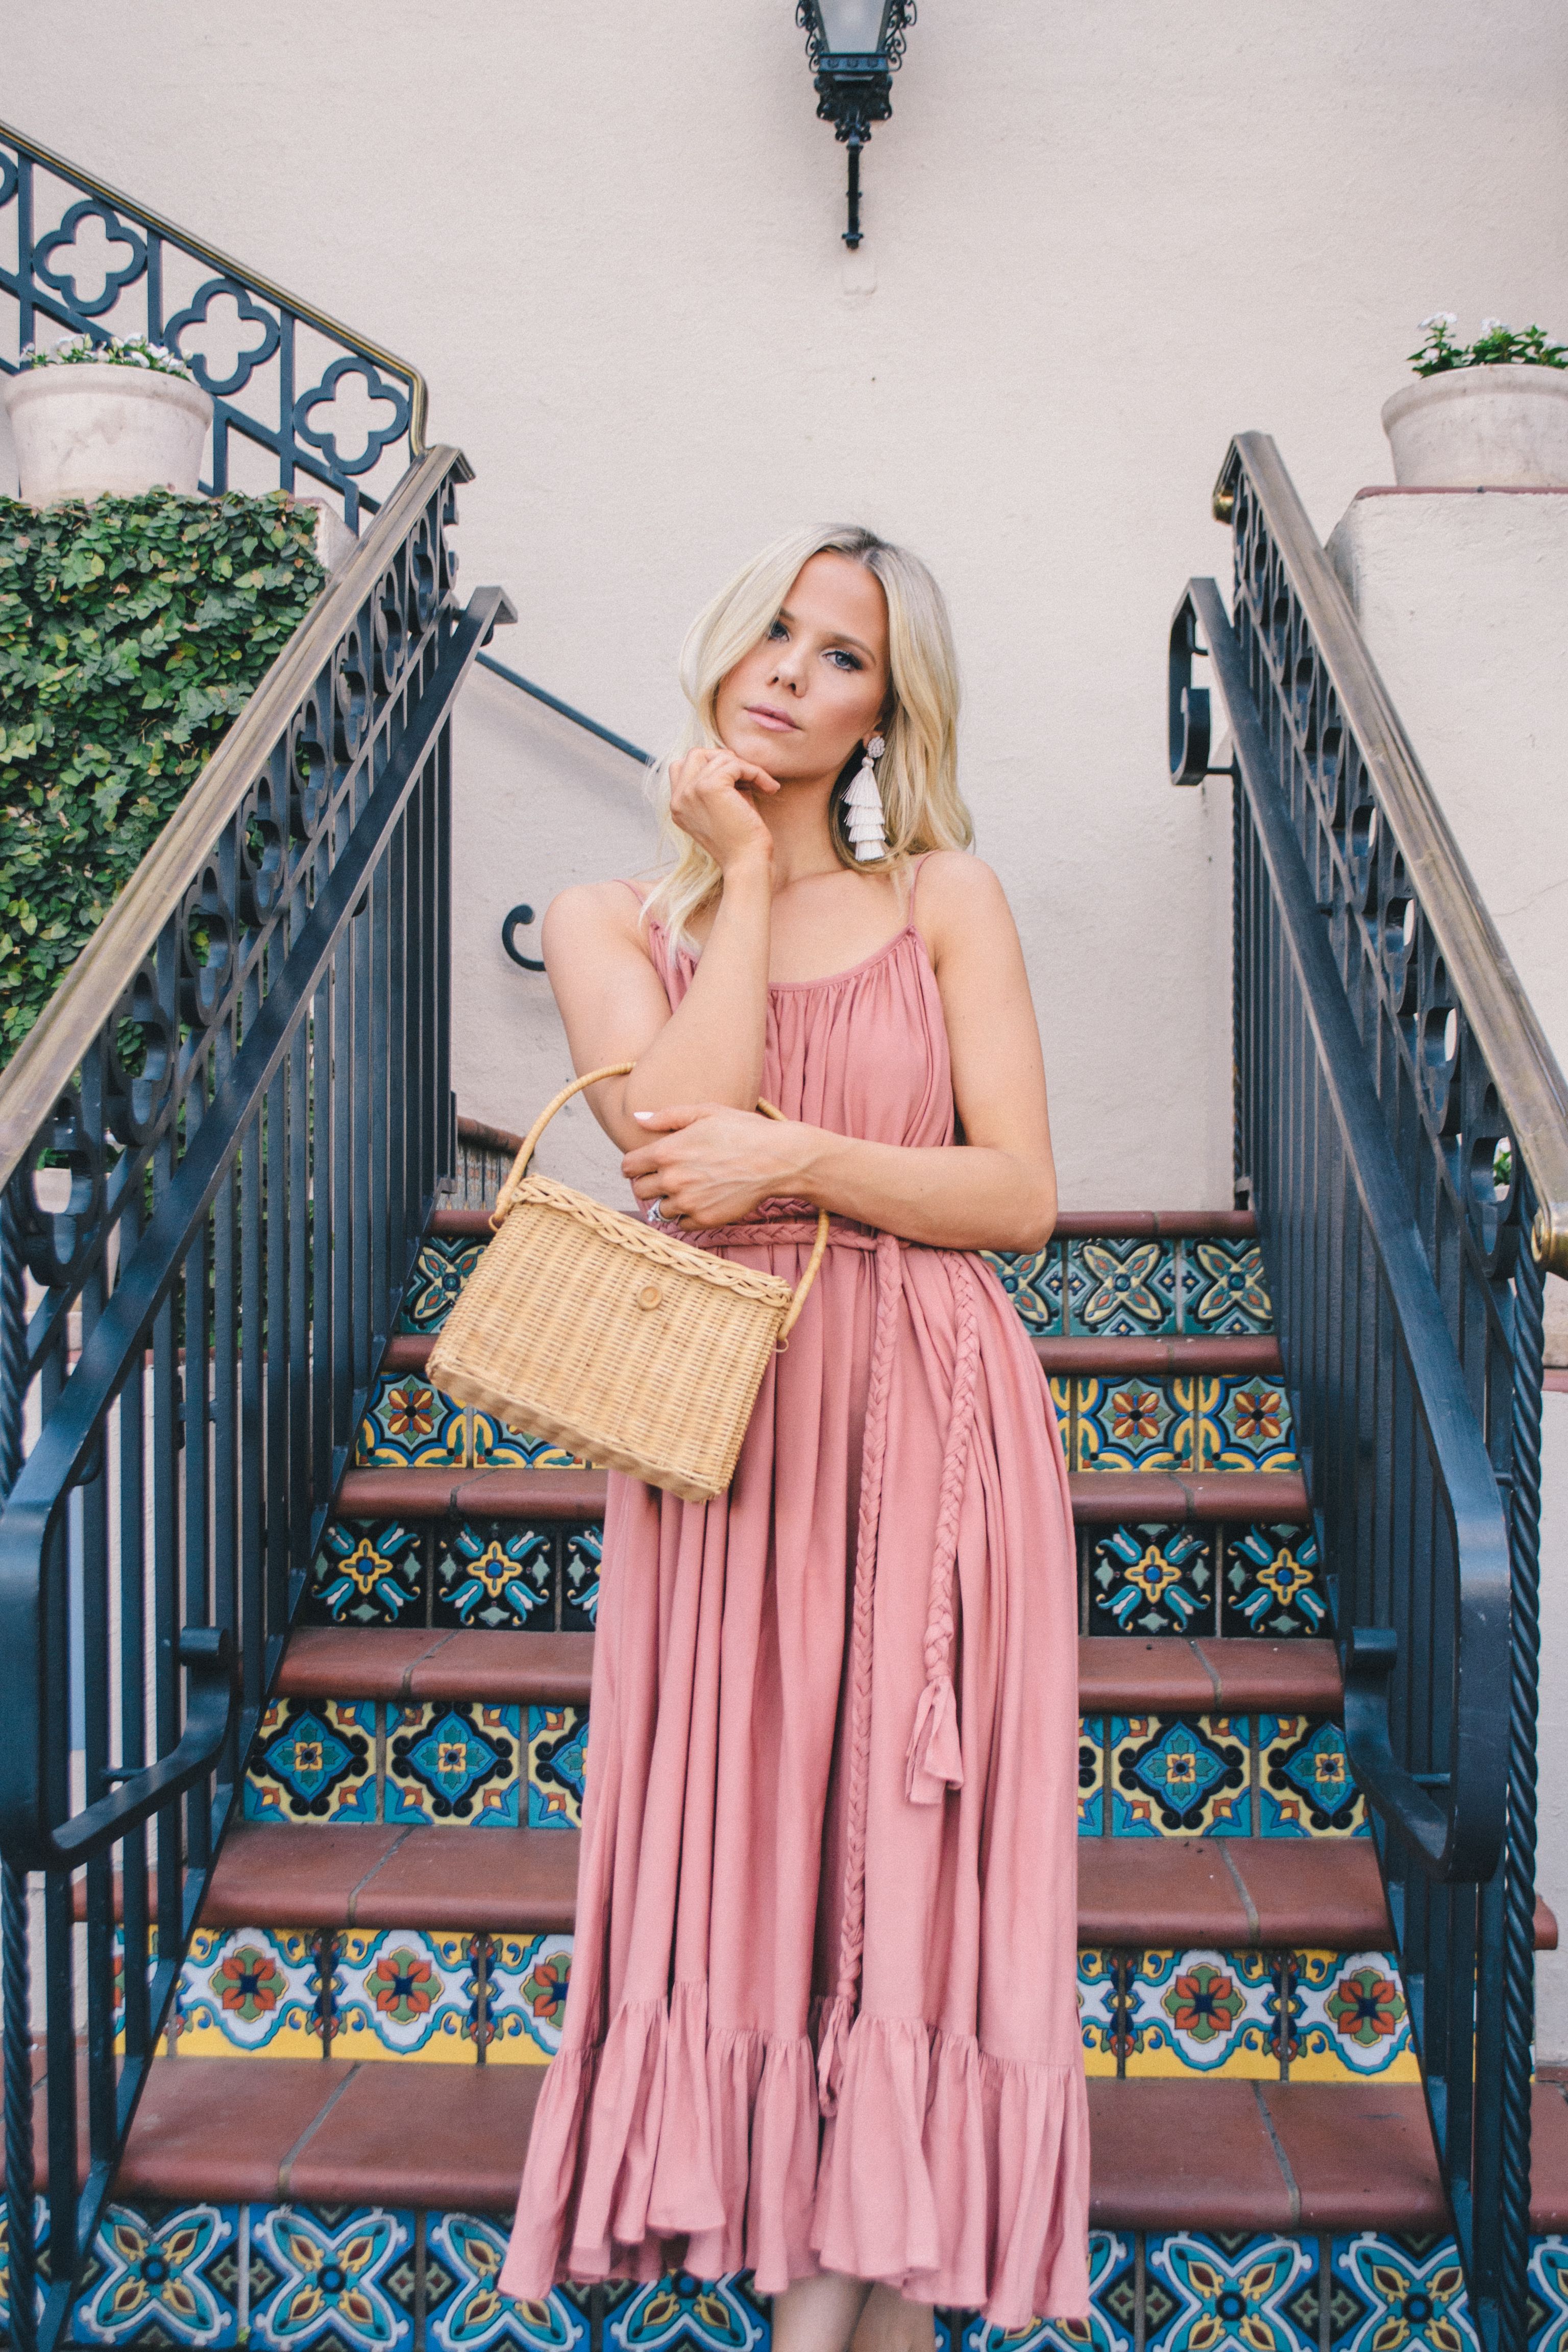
[500,526,1088,2349]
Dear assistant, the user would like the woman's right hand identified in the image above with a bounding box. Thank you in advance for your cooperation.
[668,747,779,872]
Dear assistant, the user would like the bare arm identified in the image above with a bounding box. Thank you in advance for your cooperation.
[542,750,779,1149]
[622,854,1057,1253]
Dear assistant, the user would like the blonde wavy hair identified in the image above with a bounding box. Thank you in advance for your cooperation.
[642,524,971,945]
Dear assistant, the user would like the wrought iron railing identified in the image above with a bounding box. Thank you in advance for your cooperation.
[1171,431,1568,2352]
[0,121,426,527]
[0,437,510,2352]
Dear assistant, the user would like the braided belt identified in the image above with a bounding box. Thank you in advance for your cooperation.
[672,1210,979,2114]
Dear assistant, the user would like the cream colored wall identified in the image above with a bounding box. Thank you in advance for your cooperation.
[10,0,1568,1202]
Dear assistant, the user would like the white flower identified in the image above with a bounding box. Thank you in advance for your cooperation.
[1480,316,1507,335]
[1418,311,1459,330]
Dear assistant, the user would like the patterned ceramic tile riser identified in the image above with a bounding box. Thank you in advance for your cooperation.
[357,1368,593,1477]
[1083,1525,1327,1640]
[1076,1716,1367,1839]
[1076,1950,1419,2083]
[985,1236,1272,1339]
[246,1699,588,1827]
[1051,1376,1299,1478]
[3,2219,1512,2352]
[298,1521,602,1631]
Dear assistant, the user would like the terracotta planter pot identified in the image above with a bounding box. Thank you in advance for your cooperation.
[1381,363,1568,487]
[2,360,213,504]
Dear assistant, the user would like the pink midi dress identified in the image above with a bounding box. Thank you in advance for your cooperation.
[500,901,1089,2327]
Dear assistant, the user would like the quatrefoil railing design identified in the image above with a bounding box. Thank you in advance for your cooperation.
[1172,430,1567,2352]
[0,120,426,529]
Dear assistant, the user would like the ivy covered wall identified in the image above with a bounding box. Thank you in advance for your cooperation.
[0,489,324,1061]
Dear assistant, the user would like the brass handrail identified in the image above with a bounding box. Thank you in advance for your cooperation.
[0,443,470,1195]
[1214,430,1568,1276]
[0,117,428,457]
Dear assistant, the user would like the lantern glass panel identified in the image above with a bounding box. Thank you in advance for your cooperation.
[816,0,889,57]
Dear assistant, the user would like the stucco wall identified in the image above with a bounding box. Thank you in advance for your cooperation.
[8,0,1567,1202]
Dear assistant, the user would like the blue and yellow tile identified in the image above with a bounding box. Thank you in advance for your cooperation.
[332,1928,481,2063]
[72,2201,240,2348]
[1079,1714,1105,1835]
[426,2214,589,2352]
[1090,1526,1214,1636]
[244,1698,376,1824]
[249,2204,416,2352]
[1185,1238,1274,1335]
[1528,2239,1568,2352]
[486,1931,575,2064]
[1067,1237,1179,1337]
[469,1415,589,1470]
[1291,1951,1419,2081]
[1111,1715,1251,1836]
[529,1704,588,1828]
[357,1370,466,1469]
[179,1927,325,2059]
[1077,1376,1181,1473]
[1125,1948,1280,2078]
[110,1923,160,2053]
[1192,1374,1298,1474]
[303,1519,424,1628]
[1077,1949,1121,2077]
[1330,2235,1477,2352]
[983,1245,1064,1337]
[399,1236,484,1334]
[434,1522,554,1630]
[562,1525,602,1629]
[1146,2231,1316,2352]
[1223,1526,1327,1638]
[386,1700,521,1825]
[1260,1716,1367,1837]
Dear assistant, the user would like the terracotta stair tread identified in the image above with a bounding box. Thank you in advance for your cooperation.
[429,1208,1261,1243]
[13,2060,1478,2233]
[278,1626,596,1705]
[1080,1836,1390,1948]
[334,1463,1310,1526]
[1079,1637,1341,1713]
[383,1331,1284,1381]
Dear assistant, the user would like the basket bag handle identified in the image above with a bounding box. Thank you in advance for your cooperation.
[492,1063,831,1340]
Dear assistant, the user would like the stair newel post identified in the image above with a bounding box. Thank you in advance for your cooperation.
[0,1190,37,2352]
[1499,1228,1545,2352]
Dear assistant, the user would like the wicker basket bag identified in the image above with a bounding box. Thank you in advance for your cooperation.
[427,1064,830,1504]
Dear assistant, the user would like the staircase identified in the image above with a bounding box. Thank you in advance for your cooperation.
[4,121,1568,2352]
[9,1197,1546,2352]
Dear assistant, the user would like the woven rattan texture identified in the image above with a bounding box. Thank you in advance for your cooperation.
[427,1182,797,1503]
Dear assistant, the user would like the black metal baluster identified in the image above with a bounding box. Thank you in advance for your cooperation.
[1,1191,37,2352]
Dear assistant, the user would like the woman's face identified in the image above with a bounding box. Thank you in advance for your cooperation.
[714,552,891,783]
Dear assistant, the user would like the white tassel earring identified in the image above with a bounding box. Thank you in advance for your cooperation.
[844,733,887,862]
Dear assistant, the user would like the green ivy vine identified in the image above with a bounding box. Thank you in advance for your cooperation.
[0,488,326,1063]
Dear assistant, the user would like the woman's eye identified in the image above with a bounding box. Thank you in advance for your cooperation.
[828,649,862,671]
[768,619,788,641]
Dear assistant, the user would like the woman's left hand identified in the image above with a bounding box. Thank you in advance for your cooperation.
[622,1104,814,1228]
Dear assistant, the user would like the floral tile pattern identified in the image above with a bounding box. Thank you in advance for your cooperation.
[1079,1714,1106,1834]
[248,2204,416,2352]
[71,2201,240,2347]
[399,1236,484,1333]
[1077,1949,1121,2078]
[1291,1951,1420,2081]
[562,1525,603,1629]
[1110,1715,1251,1836]
[607,2271,770,2352]
[426,2212,589,2352]
[1192,1375,1299,1474]
[952,2231,1136,2352]
[333,1929,481,2063]
[301,1520,425,1628]
[982,1245,1063,1337]
[1330,2233,1478,2352]
[1260,1717,1367,1837]
[1529,2238,1568,2352]
[1222,1526,1328,1639]
[1145,2230,1316,2352]
[387,1701,521,1825]
[180,1928,326,2059]
[244,1698,377,1824]
[434,1522,554,1631]
[1076,1376,1181,1473]
[1186,1239,1274,1335]
[1125,1950,1281,2078]
[357,1371,467,1470]
[1067,1238,1180,1338]
[470,1415,585,1471]
[486,1931,575,2063]
[528,1705,588,1828]
[1089,1527,1214,1636]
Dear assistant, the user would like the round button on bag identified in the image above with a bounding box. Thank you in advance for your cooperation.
[427,1063,829,1504]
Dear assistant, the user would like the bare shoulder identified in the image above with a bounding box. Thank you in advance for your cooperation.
[542,879,647,955]
[913,851,1019,961]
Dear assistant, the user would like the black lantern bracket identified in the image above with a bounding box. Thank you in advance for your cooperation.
[795,3,916,249]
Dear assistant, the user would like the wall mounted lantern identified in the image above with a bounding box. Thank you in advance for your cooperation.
[795,2,916,249]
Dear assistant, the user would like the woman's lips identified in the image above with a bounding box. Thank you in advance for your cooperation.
[745,705,798,732]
